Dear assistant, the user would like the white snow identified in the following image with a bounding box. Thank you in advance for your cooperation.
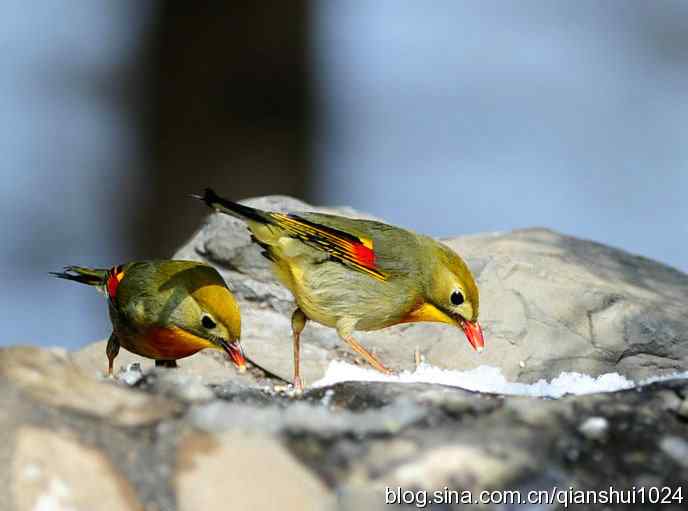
[578,417,609,440]
[311,361,688,399]
[32,478,74,511]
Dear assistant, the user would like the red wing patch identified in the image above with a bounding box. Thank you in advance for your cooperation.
[106,265,125,299]
[352,242,376,269]
[269,213,387,281]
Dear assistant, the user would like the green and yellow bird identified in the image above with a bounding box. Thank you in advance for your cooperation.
[51,260,246,375]
[196,189,484,390]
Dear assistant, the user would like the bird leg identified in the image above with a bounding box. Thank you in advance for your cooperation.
[291,308,307,391]
[155,360,178,369]
[336,322,392,374]
[106,334,120,376]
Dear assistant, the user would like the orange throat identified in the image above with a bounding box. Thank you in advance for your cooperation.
[127,326,216,360]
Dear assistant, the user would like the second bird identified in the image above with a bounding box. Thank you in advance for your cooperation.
[52,260,246,374]
[197,189,485,390]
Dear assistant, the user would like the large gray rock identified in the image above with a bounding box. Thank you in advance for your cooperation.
[176,430,335,511]
[2,344,687,511]
[13,426,142,511]
[176,196,688,384]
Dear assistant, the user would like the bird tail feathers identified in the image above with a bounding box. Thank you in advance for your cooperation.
[50,266,109,287]
[193,188,271,224]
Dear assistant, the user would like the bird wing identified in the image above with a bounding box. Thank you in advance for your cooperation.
[267,212,388,281]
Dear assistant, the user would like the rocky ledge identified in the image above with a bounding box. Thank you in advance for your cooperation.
[2,346,687,511]
[3,196,688,511]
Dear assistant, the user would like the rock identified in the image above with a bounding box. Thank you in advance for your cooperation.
[389,444,529,490]
[188,397,425,438]
[0,346,178,426]
[12,426,142,511]
[2,341,688,511]
[659,436,688,469]
[176,430,335,511]
[175,196,688,384]
[153,371,216,403]
[656,389,684,412]
[293,380,688,506]
[678,398,688,419]
[432,229,688,382]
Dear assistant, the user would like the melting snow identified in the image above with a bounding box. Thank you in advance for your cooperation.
[31,478,73,511]
[311,361,688,398]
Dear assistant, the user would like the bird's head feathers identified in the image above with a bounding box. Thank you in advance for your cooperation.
[150,262,246,369]
[428,242,479,320]
[406,240,484,351]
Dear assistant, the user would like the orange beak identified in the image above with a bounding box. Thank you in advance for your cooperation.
[219,339,247,371]
[460,319,485,352]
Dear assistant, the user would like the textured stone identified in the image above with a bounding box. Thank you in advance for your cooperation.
[12,427,142,511]
[389,444,529,490]
[189,398,424,437]
[1,345,687,511]
[659,436,688,468]
[678,398,688,419]
[0,346,178,426]
[176,430,335,511]
[175,196,688,384]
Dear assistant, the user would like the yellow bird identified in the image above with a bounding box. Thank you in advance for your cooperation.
[196,189,484,390]
[51,260,246,375]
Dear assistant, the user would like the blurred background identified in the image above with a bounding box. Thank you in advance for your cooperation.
[1,1,686,348]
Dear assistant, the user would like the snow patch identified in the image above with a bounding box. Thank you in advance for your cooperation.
[311,361,688,398]
[578,417,609,440]
[32,478,74,511]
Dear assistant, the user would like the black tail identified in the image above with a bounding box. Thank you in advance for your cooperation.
[50,266,108,286]
[191,188,271,224]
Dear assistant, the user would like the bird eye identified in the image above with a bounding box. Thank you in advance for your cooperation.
[201,315,217,329]
[450,290,464,306]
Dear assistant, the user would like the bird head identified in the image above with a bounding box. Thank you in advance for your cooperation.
[407,241,485,352]
[159,263,247,371]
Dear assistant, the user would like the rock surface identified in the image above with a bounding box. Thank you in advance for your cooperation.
[176,430,335,511]
[175,196,688,384]
[1,344,687,511]
[13,426,142,511]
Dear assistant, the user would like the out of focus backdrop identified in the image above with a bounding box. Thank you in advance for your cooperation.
[1,1,686,348]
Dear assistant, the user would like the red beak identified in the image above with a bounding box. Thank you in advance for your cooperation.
[220,339,247,372]
[461,319,485,352]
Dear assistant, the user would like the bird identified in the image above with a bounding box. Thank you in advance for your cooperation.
[51,260,246,375]
[195,188,484,390]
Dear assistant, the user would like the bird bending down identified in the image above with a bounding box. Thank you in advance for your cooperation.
[52,260,246,375]
[196,189,484,390]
